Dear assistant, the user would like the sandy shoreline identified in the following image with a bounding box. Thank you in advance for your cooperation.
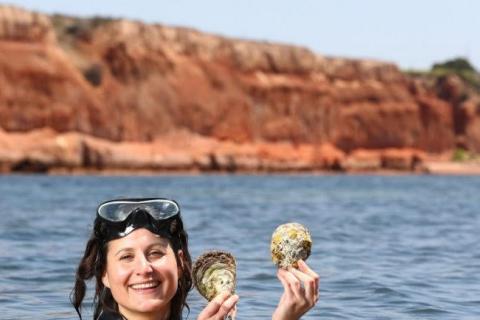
[420,161,480,175]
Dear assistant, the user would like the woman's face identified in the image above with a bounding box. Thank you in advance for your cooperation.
[102,228,182,319]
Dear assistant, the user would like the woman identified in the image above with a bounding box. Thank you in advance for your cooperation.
[71,198,319,320]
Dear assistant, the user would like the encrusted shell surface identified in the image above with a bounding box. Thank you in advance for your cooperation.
[192,250,236,301]
[271,222,312,268]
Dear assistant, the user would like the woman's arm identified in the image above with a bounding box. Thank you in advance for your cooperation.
[197,291,239,320]
[272,260,319,320]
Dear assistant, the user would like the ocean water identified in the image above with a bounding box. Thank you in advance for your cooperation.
[0,174,479,320]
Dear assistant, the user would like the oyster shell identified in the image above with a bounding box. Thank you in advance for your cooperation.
[192,250,236,301]
[271,222,312,268]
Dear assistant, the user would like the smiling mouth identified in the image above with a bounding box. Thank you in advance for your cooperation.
[129,280,160,290]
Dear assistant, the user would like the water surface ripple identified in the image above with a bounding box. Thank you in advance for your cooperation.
[0,175,479,319]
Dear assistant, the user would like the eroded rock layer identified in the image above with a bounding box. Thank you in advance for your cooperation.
[0,5,479,172]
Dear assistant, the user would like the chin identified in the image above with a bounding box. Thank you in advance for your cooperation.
[134,298,169,313]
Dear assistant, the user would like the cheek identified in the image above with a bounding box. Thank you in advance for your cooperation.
[106,263,133,288]
[154,257,180,284]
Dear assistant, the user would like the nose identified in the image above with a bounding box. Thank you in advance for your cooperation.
[135,254,153,275]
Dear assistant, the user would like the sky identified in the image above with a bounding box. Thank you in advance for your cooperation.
[2,0,479,70]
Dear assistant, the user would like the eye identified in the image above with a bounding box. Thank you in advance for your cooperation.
[119,254,134,261]
[149,250,165,258]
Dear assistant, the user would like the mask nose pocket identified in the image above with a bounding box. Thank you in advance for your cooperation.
[130,209,151,228]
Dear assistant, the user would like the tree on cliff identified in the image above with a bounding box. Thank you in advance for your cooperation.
[432,57,480,91]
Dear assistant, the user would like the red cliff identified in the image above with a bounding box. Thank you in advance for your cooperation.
[0,6,479,173]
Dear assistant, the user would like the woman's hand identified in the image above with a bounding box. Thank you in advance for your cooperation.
[272,260,319,320]
[197,291,239,320]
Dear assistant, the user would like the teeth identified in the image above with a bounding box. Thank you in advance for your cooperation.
[130,281,159,290]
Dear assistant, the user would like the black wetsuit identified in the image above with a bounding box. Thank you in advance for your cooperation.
[97,310,122,320]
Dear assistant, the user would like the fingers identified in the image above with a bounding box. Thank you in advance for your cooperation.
[283,267,305,301]
[221,295,238,319]
[277,268,297,301]
[280,260,319,309]
[228,304,237,320]
[274,263,320,320]
[197,291,239,320]
[297,260,320,301]
[201,291,229,316]
[288,267,317,306]
[298,260,319,284]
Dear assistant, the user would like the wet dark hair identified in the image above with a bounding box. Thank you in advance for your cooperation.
[70,214,193,320]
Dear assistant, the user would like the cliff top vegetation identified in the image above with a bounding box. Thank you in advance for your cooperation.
[406,57,480,92]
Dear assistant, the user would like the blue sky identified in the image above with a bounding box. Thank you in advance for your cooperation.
[3,0,479,70]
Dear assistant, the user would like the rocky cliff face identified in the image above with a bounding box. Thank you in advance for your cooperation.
[0,5,55,43]
[0,5,479,172]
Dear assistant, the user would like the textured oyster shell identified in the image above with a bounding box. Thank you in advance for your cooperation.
[271,222,312,268]
[192,250,236,301]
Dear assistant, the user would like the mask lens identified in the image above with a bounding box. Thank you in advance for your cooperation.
[98,202,136,221]
[146,200,179,219]
[98,199,179,222]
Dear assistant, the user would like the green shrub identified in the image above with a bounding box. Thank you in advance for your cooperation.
[452,148,470,161]
[431,57,480,91]
[432,57,476,73]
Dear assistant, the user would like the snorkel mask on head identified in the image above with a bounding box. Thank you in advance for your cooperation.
[95,198,181,242]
